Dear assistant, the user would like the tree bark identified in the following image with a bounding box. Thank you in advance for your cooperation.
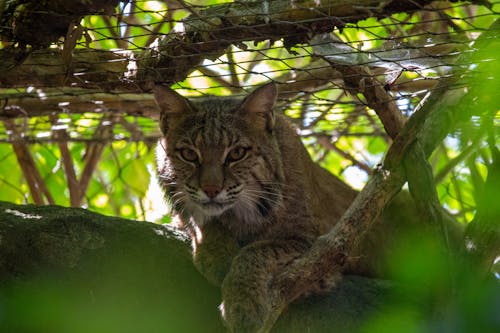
[0,200,406,332]
[0,0,120,48]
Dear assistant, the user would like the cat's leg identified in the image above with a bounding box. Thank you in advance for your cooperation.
[220,239,311,333]
[192,221,240,286]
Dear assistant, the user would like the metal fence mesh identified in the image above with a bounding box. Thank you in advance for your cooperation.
[0,0,498,218]
[1,1,497,142]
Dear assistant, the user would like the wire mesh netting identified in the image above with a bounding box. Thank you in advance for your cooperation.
[0,0,498,219]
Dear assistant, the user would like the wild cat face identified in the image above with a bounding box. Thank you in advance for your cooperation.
[155,83,284,224]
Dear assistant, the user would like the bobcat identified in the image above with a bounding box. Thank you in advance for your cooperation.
[153,83,454,332]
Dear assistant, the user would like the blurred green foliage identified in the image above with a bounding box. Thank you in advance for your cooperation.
[0,1,498,332]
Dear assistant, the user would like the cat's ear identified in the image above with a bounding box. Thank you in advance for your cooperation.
[153,84,192,133]
[239,82,277,132]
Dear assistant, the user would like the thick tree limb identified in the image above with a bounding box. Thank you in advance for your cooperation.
[337,53,450,250]
[0,200,410,333]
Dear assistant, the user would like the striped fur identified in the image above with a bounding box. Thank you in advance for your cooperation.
[155,85,288,242]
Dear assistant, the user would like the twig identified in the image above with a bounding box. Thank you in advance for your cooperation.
[196,66,241,92]
[8,143,44,204]
[102,15,127,49]
[242,41,270,83]
[315,134,372,174]
[301,91,346,130]
[50,115,80,207]
[117,116,143,141]
[143,0,172,47]
[120,0,135,45]
[435,141,479,184]
[226,49,241,88]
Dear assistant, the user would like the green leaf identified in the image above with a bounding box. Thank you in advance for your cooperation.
[122,159,150,196]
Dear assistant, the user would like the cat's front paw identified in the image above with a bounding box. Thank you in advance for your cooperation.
[219,298,268,333]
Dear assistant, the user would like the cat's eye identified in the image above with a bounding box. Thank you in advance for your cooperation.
[179,147,198,163]
[226,146,248,163]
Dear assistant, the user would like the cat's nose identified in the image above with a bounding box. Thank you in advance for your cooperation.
[202,185,221,199]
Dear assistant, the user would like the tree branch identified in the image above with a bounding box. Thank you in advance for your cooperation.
[334,65,406,139]
[50,115,80,207]
[1,0,485,97]
[0,200,414,333]
[0,48,132,90]
[259,17,500,332]
[261,77,453,332]
[77,114,117,203]
[315,134,372,174]
[0,0,120,48]
[137,0,454,88]
[3,119,55,205]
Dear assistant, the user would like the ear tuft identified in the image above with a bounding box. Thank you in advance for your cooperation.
[153,85,192,133]
[240,82,277,131]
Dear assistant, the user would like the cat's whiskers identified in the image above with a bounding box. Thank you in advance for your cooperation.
[251,180,292,199]
[239,189,279,216]
[248,190,282,204]
[170,190,189,211]
[158,140,168,153]
[256,179,289,188]
[159,180,177,186]
[236,192,263,217]
[244,188,284,204]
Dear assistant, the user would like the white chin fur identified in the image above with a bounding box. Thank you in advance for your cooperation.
[191,201,233,219]
[201,204,229,216]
